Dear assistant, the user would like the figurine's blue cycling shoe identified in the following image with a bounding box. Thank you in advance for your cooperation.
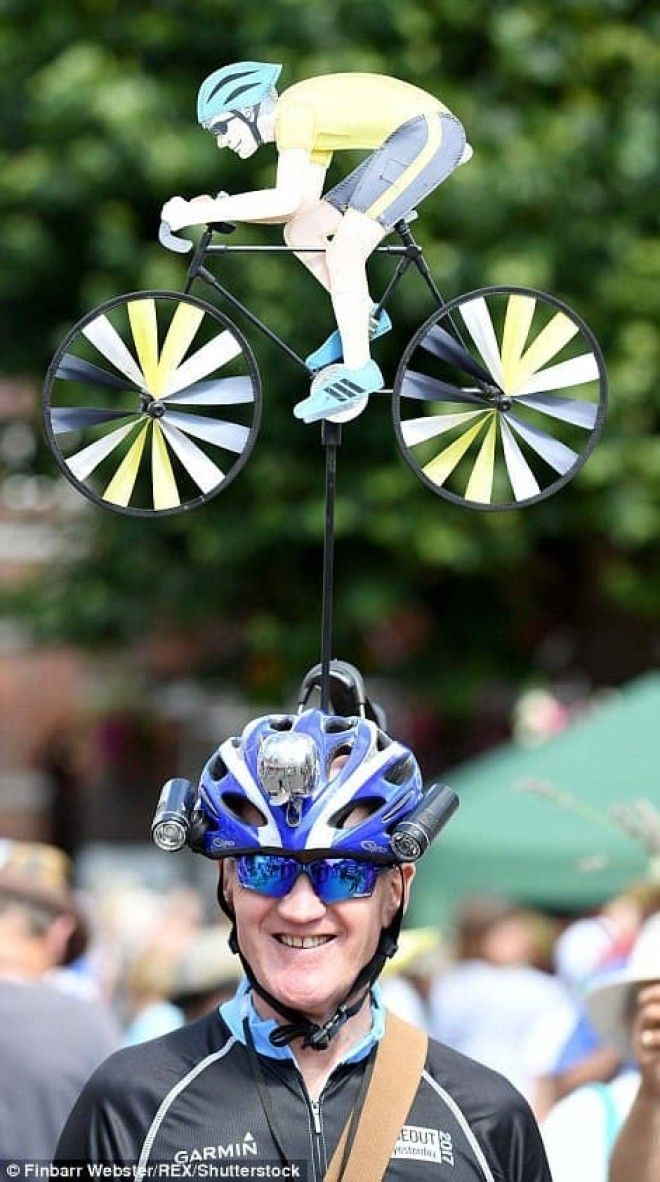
[305,307,392,371]
[294,360,384,423]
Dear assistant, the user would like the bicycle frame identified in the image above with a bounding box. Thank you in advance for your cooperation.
[182,219,448,375]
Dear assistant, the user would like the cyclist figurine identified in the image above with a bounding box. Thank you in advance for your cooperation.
[161,63,472,423]
[57,664,551,1179]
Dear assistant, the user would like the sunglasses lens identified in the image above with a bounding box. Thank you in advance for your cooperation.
[236,856,380,902]
[310,859,380,903]
[236,854,296,897]
[211,120,229,136]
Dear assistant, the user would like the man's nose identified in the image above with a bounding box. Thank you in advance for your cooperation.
[277,871,327,920]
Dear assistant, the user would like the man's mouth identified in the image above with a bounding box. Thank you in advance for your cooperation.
[275,934,335,949]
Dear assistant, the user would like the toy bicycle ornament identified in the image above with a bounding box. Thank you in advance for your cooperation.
[43,62,607,520]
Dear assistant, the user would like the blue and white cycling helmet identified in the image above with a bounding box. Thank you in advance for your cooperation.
[196,707,423,863]
[197,61,282,127]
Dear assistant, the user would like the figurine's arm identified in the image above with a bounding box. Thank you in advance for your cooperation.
[162,149,323,230]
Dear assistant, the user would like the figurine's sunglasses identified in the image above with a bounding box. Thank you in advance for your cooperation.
[206,108,257,138]
[235,854,383,903]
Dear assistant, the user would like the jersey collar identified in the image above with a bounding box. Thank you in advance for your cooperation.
[219,977,385,1064]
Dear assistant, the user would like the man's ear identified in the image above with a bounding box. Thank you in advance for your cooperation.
[219,861,234,910]
[383,863,415,925]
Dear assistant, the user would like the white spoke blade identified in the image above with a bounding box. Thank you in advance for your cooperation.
[505,412,577,475]
[514,353,599,396]
[516,393,598,429]
[159,421,225,493]
[163,410,249,453]
[163,376,254,406]
[82,314,145,388]
[66,420,141,481]
[163,331,243,397]
[460,297,504,386]
[401,409,487,447]
[500,419,541,501]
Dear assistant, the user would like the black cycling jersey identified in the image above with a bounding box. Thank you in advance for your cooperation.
[56,1010,552,1181]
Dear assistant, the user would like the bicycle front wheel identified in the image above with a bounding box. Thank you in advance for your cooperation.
[393,286,607,510]
[44,291,262,517]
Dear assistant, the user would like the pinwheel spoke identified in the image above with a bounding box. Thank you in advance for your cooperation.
[163,376,255,406]
[500,419,541,502]
[460,297,504,386]
[103,423,149,506]
[515,392,598,428]
[51,407,138,434]
[421,324,492,384]
[400,370,486,406]
[514,352,600,397]
[82,314,145,387]
[56,354,134,391]
[163,410,250,453]
[464,416,498,504]
[163,331,243,397]
[501,294,535,393]
[423,416,490,485]
[401,409,488,447]
[128,299,160,395]
[151,422,180,511]
[159,421,225,493]
[66,421,142,482]
[504,412,577,474]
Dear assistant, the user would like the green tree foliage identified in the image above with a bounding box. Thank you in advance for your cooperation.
[1,0,659,705]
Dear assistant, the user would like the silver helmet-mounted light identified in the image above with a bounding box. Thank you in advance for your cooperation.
[257,732,320,825]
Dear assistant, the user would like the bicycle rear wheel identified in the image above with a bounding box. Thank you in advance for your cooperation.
[44,290,261,516]
[392,285,607,510]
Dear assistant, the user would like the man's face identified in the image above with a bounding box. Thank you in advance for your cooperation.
[223,859,414,1023]
[212,109,259,159]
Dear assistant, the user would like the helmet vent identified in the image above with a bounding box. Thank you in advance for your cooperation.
[222,792,267,828]
[269,716,294,732]
[382,787,416,824]
[376,730,392,751]
[330,798,383,829]
[324,717,353,734]
[383,755,415,786]
[209,753,228,781]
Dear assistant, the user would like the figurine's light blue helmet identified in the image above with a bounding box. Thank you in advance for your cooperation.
[197,61,282,127]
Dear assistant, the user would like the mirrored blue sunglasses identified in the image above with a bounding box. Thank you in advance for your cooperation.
[235,854,382,903]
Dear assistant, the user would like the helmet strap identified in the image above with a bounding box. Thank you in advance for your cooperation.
[217,864,405,1052]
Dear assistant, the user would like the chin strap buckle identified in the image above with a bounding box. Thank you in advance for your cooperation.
[305,1004,350,1051]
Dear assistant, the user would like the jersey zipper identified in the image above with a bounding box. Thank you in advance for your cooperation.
[310,1097,322,1134]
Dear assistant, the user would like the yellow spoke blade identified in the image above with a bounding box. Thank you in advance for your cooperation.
[103,423,149,506]
[151,422,180,510]
[465,415,498,503]
[422,415,489,486]
[515,312,579,389]
[501,295,535,393]
[128,300,159,395]
[156,302,205,396]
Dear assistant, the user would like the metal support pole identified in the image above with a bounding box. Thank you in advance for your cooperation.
[319,420,342,712]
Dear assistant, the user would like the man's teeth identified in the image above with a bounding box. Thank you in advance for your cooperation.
[277,935,333,948]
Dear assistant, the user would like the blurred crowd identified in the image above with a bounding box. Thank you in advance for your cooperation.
[1,838,659,1180]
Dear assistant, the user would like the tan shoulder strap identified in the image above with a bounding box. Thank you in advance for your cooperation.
[324,1011,428,1182]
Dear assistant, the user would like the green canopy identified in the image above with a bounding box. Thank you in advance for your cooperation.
[408,672,659,927]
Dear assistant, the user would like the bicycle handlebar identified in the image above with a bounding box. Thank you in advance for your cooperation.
[159,219,238,254]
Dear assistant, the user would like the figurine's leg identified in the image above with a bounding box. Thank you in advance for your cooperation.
[325,209,387,368]
[283,200,342,291]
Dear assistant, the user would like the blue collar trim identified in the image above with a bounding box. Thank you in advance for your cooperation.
[219,978,385,1064]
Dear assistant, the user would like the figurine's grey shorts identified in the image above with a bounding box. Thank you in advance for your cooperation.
[324,112,466,229]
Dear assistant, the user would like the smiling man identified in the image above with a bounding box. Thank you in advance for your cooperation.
[56,665,551,1180]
